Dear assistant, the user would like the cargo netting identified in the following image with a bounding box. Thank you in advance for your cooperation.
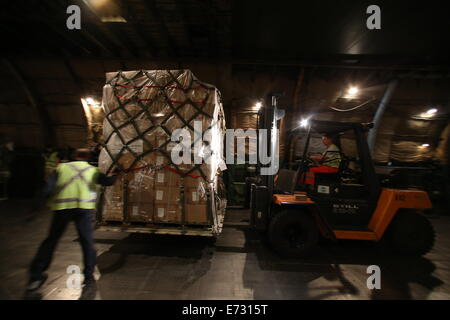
[98,69,226,227]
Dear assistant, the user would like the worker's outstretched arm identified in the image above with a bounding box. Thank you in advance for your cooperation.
[96,172,117,186]
[44,171,58,196]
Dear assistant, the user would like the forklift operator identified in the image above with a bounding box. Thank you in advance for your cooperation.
[304,133,341,184]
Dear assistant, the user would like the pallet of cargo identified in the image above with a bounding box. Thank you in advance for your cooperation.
[96,212,225,237]
[96,69,227,237]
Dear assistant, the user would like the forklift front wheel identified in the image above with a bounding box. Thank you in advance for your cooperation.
[268,210,319,258]
[388,211,435,256]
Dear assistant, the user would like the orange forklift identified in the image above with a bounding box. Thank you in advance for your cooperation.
[250,94,435,257]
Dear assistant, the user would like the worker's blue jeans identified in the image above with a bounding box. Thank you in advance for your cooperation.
[29,209,97,281]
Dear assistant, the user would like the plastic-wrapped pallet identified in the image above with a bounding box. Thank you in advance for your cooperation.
[98,70,226,230]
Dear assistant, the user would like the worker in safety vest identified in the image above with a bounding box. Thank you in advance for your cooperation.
[42,145,59,181]
[27,148,117,293]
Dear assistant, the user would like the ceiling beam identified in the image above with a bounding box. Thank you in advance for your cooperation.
[105,22,141,58]
[125,0,158,57]
[0,3,69,58]
[232,59,450,71]
[195,0,218,58]
[2,59,55,146]
[32,3,95,56]
[72,0,137,57]
[173,0,196,57]
[42,1,119,57]
[63,59,84,92]
[142,0,178,57]
[0,23,46,57]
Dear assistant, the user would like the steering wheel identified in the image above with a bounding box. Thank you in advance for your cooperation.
[302,158,315,170]
[295,157,315,169]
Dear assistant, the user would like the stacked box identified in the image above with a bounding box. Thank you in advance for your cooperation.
[102,175,125,222]
[153,170,182,223]
[127,166,155,222]
[184,174,209,224]
[98,70,226,226]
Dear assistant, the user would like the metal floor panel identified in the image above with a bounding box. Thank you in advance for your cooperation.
[0,200,449,300]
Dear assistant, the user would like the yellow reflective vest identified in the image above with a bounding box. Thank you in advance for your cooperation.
[44,152,59,169]
[322,144,342,169]
[50,161,100,211]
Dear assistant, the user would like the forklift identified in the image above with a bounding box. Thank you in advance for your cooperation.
[250,94,435,257]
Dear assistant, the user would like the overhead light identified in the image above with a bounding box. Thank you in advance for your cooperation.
[101,16,127,23]
[85,0,109,8]
[253,102,262,112]
[300,118,309,127]
[347,87,359,95]
[419,108,439,119]
[421,143,430,148]
[82,97,101,109]
[83,0,127,23]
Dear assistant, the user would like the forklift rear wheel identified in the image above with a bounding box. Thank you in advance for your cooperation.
[388,211,435,256]
[268,210,319,258]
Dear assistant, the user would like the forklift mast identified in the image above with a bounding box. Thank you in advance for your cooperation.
[257,93,285,192]
[251,93,285,230]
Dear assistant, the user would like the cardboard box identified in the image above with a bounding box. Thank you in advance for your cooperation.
[117,152,137,171]
[154,134,170,149]
[183,175,203,188]
[154,169,181,186]
[154,186,180,203]
[102,175,125,221]
[126,202,154,222]
[154,152,169,166]
[182,164,211,185]
[128,188,154,203]
[154,134,179,153]
[127,169,155,202]
[185,204,209,224]
[140,151,168,166]
[102,201,124,221]
[185,187,207,204]
[152,133,180,162]
[100,70,226,231]
[153,204,182,223]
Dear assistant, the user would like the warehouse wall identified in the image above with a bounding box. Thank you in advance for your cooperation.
[230,66,449,164]
[0,59,232,150]
[0,59,448,165]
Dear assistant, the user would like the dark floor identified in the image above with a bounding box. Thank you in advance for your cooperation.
[0,199,449,300]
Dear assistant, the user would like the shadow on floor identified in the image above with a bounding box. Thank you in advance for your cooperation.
[76,220,443,299]
[91,233,215,299]
[95,233,214,274]
[237,225,443,299]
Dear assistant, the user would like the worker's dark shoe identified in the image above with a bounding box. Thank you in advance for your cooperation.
[80,276,97,300]
[26,273,48,292]
[83,275,96,286]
